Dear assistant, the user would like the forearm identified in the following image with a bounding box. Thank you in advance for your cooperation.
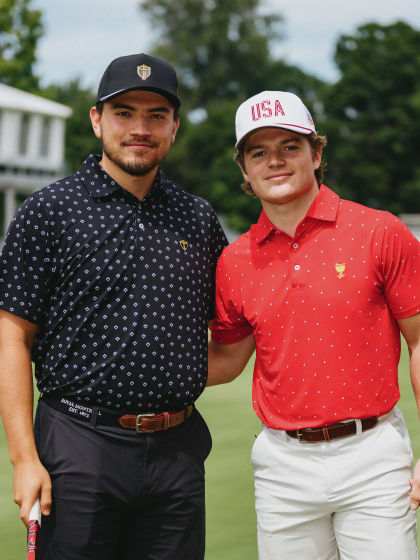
[409,345,420,419]
[397,314,420,418]
[409,348,420,509]
[0,339,38,464]
[397,313,420,509]
[207,340,237,385]
[0,312,52,524]
[207,335,255,386]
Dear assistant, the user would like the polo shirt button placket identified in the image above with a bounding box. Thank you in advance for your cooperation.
[291,239,302,287]
[137,201,145,231]
[292,259,302,289]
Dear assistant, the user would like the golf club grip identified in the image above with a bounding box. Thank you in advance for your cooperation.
[27,499,41,560]
[29,499,41,524]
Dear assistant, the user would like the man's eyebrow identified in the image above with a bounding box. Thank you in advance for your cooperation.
[148,106,171,113]
[245,137,302,153]
[149,106,170,113]
[111,103,135,110]
[110,103,171,113]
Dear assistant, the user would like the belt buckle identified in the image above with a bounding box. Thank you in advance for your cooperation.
[136,413,155,433]
[296,430,308,443]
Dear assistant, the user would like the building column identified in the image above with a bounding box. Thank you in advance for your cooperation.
[4,187,16,235]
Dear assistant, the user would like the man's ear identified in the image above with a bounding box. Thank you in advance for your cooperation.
[236,157,250,184]
[171,117,180,144]
[313,146,322,171]
[90,106,102,140]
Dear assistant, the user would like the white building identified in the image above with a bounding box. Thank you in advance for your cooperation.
[0,83,72,240]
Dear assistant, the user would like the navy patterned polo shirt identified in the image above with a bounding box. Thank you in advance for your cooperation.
[0,155,228,412]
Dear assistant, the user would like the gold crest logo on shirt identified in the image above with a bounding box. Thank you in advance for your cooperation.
[137,64,151,80]
[180,240,188,251]
[335,263,346,279]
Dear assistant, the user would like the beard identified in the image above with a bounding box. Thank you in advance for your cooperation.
[101,136,167,177]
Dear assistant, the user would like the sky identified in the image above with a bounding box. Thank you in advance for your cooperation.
[32,0,420,90]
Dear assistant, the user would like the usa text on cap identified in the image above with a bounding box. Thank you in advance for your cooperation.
[235,91,315,148]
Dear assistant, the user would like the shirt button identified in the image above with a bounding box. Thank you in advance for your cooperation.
[292,242,299,249]
[294,264,301,271]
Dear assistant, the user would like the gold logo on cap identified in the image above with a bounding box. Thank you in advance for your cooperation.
[180,240,188,251]
[335,263,346,279]
[137,64,151,80]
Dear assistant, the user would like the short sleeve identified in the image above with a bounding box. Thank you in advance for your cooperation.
[207,209,229,320]
[380,212,420,319]
[0,194,53,324]
[211,250,253,344]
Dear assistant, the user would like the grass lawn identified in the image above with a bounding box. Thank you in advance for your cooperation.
[0,347,418,558]
[200,345,420,559]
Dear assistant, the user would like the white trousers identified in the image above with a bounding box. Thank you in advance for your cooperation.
[251,408,417,560]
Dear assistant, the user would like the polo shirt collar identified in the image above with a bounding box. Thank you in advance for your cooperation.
[78,154,169,202]
[251,185,340,244]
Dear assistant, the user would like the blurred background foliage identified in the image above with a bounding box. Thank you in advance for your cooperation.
[0,0,43,91]
[2,0,419,231]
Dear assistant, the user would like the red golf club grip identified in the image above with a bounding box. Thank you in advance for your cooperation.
[27,499,41,559]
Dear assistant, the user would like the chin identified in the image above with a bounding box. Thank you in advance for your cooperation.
[269,186,293,198]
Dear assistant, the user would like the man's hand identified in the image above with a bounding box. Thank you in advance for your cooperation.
[13,458,52,527]
[409,458,420,510]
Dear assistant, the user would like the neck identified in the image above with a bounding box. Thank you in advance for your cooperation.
[99,155,158,200]
[262,182,319,238]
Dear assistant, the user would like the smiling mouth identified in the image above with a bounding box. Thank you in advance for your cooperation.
[266,173,292,180]
[124,143,155,148]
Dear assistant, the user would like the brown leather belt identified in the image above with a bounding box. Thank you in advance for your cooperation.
[286,417,378,443]
[41,395,193,433]
[119,407,193,432]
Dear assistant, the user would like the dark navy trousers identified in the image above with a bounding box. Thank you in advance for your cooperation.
[34,400,212,560]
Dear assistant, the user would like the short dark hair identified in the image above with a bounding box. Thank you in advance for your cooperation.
[234,132,327,196]
[95,99,179,121]
[95,100,104,115]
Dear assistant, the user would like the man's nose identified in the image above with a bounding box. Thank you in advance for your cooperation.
[130,116,151,136]
[268,150,285,166]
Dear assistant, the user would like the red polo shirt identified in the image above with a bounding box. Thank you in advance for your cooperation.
[211,186,420,429]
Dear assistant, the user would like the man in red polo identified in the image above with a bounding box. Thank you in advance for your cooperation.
[208,91,420,559]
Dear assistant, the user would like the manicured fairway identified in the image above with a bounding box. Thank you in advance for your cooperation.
[0,348,418,559]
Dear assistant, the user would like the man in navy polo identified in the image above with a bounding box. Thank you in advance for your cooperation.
[0,53,227,559]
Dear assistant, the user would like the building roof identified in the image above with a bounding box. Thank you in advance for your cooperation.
[0,83,72,118]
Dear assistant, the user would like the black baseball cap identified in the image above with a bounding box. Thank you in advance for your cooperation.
[96,53,180,108]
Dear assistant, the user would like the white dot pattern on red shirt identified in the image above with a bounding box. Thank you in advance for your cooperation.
[212,186,420,429]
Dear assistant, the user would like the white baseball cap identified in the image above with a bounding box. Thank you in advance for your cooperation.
[235,91,316,148]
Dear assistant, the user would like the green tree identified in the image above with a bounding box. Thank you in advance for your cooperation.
[139,0,282,111]
[323,21,420,213]
[0,0,43,91]
[139,0,325,231]
[42,79,101,173]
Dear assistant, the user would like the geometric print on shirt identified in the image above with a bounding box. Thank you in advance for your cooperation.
[0,154,228,412]
[211,185,420,429]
